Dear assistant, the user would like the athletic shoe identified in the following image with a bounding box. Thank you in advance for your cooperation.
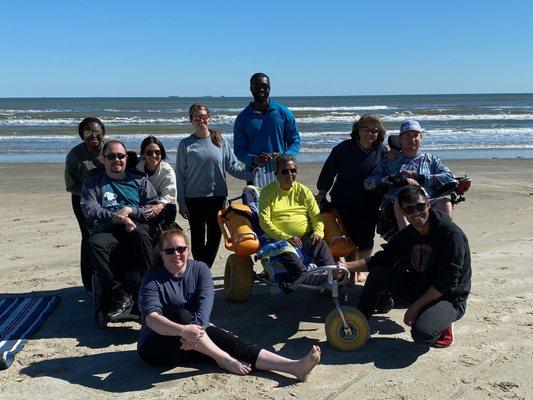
[433,324,454,348]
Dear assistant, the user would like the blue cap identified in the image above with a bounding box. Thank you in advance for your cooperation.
[400,120,423,134]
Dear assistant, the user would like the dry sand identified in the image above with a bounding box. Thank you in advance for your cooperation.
[0,159,532,400]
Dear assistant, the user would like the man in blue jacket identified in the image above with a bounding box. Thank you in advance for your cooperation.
[340,186,471,348]
[233,73,300,185]
[81,140,159,319]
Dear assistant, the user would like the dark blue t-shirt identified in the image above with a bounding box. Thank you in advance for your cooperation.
[137,260,214,347]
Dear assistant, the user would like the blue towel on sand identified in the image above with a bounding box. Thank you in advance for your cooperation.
[0,295,61,369]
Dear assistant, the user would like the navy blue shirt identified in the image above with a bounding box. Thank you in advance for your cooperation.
[137,260,214,347]
[317,139,388,209]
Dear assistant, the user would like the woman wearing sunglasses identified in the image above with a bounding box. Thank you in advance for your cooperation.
[136,136,177,229]
[138,228,321,380]
[316,114,389,283]
[176,103,252,267]
[64,117,107,292]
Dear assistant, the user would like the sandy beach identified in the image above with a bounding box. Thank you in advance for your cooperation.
[1,159,532,400]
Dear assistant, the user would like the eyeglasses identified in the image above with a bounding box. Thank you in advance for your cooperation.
[145,149,161,157]
[192,114,209,121]
[82,130,104,139]
[401,202,428,215]
[359,127,380,134]
[280,168,297,175]
[163,246,188,255]
[103,153,127,160]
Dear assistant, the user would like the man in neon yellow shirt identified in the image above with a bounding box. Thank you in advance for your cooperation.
[259,155,335,278]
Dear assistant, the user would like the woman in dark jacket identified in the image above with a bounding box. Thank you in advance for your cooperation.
[316,114,388,283]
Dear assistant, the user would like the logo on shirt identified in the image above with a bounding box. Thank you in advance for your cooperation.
[411,244,432,272]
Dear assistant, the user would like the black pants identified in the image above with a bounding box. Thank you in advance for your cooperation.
[149,203,179,236]
[87,224,154,293]
[138,308,261,367]
[276,235,336,278]
[357,266,464,345]
[71,194,93,292]
[185,196,226,268]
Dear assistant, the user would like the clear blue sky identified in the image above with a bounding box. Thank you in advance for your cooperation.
[1,0,532,97]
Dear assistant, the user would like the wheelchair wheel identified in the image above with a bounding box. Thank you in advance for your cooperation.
[224,254,254,302]
[325,306,369,351]
[92,273,107,329]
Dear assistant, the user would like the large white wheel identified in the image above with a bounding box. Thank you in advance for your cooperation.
[325,306,369,351]
[224,254,254,302]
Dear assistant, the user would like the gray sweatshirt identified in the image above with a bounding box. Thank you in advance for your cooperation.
[176,134,252,208]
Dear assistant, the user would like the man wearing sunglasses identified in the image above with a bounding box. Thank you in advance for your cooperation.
[259,155,335,279]
[233,73,301,185]
[81,140,159,319]
[340,186,471,348]
[364,119,456,230]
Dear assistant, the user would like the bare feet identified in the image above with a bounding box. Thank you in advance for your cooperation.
[218,356,252,376]
[296,345,321,382]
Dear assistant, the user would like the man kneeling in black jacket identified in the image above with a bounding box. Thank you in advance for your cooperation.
[340,186,471,347]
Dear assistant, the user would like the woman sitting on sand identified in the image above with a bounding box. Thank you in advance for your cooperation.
[137,228,321,380]
[136,136,177,229]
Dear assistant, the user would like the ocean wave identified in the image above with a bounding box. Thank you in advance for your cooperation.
[4,111,533,127]
[298,144,533,153]
[0,109,72,114]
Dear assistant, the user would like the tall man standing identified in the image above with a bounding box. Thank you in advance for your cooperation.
[234,73,300,186]
[340,186,471,348]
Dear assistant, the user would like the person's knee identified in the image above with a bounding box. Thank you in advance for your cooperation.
[411,323,439,345]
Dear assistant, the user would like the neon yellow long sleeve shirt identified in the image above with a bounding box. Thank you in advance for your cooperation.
[259,181,324,241]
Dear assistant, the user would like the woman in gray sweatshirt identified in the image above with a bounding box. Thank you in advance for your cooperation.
[176,103,253,267]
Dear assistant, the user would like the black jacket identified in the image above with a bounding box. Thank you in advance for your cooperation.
[367,209,471,309]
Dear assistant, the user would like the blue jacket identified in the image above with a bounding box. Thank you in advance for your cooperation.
[233,99,301,167]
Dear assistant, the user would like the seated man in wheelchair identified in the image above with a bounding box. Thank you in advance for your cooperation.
[258,154,335,281]
[81,140,159,320]
[364,119,456,231]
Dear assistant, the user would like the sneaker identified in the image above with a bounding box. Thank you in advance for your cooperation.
[106,292,134,321]
[433,324,454,348]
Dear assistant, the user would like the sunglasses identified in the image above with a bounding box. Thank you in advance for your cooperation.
[163,246,188,255]
[359,127,380,134]
[104,153,127,160]
[401,202,428,215]
[145,149,161,157]
[280,168,297,175]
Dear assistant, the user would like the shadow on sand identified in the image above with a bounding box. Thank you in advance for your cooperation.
[19,279,429,392]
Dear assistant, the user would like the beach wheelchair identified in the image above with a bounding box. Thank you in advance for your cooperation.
[217,186,370,351]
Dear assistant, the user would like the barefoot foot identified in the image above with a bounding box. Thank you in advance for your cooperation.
[218,357,252,376]
[296,345,321,382]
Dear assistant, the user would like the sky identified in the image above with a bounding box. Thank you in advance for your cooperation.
[1,0,532,97]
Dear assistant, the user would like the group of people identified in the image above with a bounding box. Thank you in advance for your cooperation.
[63,72,471,380]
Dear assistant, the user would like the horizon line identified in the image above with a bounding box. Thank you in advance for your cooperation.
[1,91,533,100]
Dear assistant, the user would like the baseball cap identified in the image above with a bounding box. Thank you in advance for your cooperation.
[400,120,423,134]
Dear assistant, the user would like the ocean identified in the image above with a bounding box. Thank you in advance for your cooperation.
[1,93,533,163]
